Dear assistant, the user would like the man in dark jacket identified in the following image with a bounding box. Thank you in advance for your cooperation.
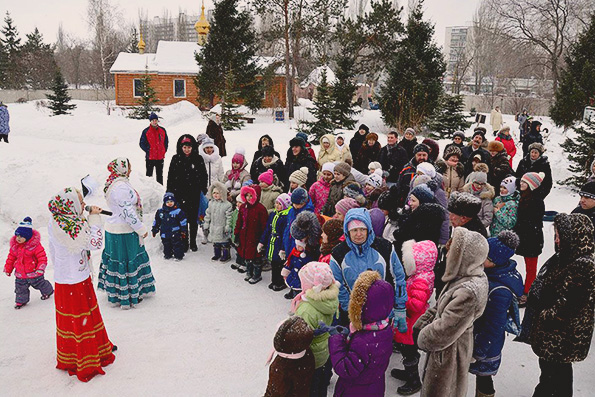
[522,120,543,158]
[349,124,369,160]
[285,137,317,189]
[571,182,595,239]
[515,142,552,200]
[461,129,491,176]
[140,112,169,184]
[443,131,466,157]
[379,131,409,188]
[390,143,430,208]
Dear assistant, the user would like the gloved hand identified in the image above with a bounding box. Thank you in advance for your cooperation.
[392,307,408,334]
[279,250,286,261]
[333,325,350,337]
[257,243,264,253]
[314,321,333,336]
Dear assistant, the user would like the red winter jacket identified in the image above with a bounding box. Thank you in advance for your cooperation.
[495,134,517,167]
[140,125,169,160]
[235,185,269,260]
[4,230,48,279]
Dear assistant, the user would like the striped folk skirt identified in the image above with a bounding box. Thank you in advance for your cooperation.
[55,277,115,382]
[98,231,156,308]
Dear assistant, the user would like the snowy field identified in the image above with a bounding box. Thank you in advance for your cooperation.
[0,100,592,396]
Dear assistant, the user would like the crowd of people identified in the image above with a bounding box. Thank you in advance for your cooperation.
[4,111,595,396]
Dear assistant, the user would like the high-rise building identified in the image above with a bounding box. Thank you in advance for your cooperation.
[444,25,471,76]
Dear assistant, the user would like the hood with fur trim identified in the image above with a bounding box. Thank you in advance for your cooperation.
[304,283,341,316]
[9,229,42,252]
[240,185,260,205]
[462,181,495,201]
[207,180,227,200]
[348,271,394,330]
[554,213,595,265]
[443,227,488,282]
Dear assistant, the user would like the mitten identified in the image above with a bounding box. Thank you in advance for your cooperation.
[314,321,333,336]
[334,325,350,337]
[257,243,264,253]
[392,307,408,334]
[180,232,187,240]
[279,250,286,261]
[281,268,290,278]
[233,181,241,190]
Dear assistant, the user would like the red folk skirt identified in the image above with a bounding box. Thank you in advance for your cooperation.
[55,277,115,382]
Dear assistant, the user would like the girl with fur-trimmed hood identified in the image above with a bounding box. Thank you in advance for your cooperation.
[462,171,495,229]
[199,138,225,189]
[327,271,395,396]
[414,227,489,397]
[290,262,340,396]
[203,181,233,262]
[436,145,465,198]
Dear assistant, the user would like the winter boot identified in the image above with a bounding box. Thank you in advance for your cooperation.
[390,368,407,381]
[272,283,287,292]
[284,288,297,300]
[397,364,422,396]
[41,291,54,300]
[189,223,199,251]
[15,302,27,309]
[244,261,254,281]
[249,262,263,284]
[220,247,231,262]
[476,391,495,397]
[211,245,222,261]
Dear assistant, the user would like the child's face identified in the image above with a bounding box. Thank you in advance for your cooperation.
[245,193,253,202]
[232,162,240,169]
[483,258,496,268]
[333,171,345,182]
[289,181,299,191]
[204,146,214,155]
[321,232,328,244]
[212,190,221,200]
[409,195,420,211]
[295,239,306,252]
[293,202,306,210]
[274,201,283,212]
[336,137,344,145]
[322,171,333,183]
[261,137,270,147]
[15,236,26,244]
[500,186,509,196]
[259,181,270,189]
[365,183,374,194]
[166,200,175,207]
[367,139,375,146]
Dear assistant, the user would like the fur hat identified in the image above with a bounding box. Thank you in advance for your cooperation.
[528,142,545,156]
[366,173,383,189]
[521,172,545,190]
[273,316,313,354]
[290,211,321,247]
[261,145,275,157]
[488,140,505,152]
[487,230,520,267]
[444,145,462,161]
[413,143,430,155]
[15,217,33,241]
[417,162,436,178]
[443,227,489,282]
[410,184,434,205]
[335,197,360,216]
[322,218,344,242]
[401,239,438,277]
[289,137,306,149]
[500,176,517,196]
[334,162,352,178]
[289,167,309,186]
[358,124,369,133]
[298,262,337,293]
[377,191,393,212]
[321,162,335,174]
[468,171,488,185]
[579,181,595,200]
[275,193,292,210]
[472,128,486,141]
[291,187,309,205]
[453,131,465,141]
[448,191,482,218]
[365,132,379,142]
[258,169,274,186]
[474,162,490,174]
[368,161,382,171]
[343,183,366,206]
[422,138,440,161]
[348,271,394,331]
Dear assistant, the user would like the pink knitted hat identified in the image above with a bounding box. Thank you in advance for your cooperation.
[258,169,274,186]
[232,152,244,165]
[335,197,359,216]
[298,262,336,293]
[521,172,545,190]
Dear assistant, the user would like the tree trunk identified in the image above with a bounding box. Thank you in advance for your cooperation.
[283,1,294,119]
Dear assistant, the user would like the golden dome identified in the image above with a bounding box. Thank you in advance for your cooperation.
[194,1,210,44]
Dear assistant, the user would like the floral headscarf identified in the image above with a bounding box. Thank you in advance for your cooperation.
[104,157,130,194]
[48,187,91,252]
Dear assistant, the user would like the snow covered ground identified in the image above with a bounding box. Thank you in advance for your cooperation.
[0,100,592,396]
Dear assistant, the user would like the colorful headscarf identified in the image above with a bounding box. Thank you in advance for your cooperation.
[104,157,130,194]
[48,187,91,252]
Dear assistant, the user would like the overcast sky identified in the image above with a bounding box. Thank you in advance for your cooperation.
[4,0,478,48]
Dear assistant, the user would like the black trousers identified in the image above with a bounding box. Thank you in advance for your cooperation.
[179,200,199,249]
[310,358,333,396]
[533,359,573,397]
[0,134,8,142]
[270,259,284,286]
[476,375,495,395]
[146,159,164,185]
[162,236,184,259]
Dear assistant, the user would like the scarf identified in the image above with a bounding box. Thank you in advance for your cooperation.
[261,155,279,168]
[349,317,391,334]
[227,162,246,182]
[104,157,143,219]
[48,187,91,253]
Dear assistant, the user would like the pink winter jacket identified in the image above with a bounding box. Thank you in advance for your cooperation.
[394,271,434,345]
[4,230,48,279]
[309,178,331,214]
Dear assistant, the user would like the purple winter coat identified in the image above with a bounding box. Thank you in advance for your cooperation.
[329,279,394,396]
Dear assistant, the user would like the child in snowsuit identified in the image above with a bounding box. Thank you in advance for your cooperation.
[152,192,188,260]
[258,169,283,211]
[470,231,524,397]
[203,181,233,262]
[309,162,334,214]
[259,193,291,291]
[4,217,53,309]
[235,185,268,284]
[290,262,340,396]
[326,271,395,396]
[281,211,321,300]
[264,316,315,396]
[391,239,438,395]
[491,176,519,236]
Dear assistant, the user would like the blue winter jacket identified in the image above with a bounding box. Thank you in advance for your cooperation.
[284,250,318,290]
[260,208,290,262]
[0,105,9,135]
[152,205,188,239]
[470,259,524,376]
[282,199,315,254]
[329,208,407,311]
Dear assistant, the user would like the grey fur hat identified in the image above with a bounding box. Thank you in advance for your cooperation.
[448,191,482,218]
[290,211,322,246]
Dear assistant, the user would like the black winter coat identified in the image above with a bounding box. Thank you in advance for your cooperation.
[462,145,491,176]
[514,191,545,257]
[398,138,418,161]
[515,155,553,200]
[390,159,422,209]
[378,144,409,183]
[354,142,382,173]
[488,152,513,190]
[392,203,446,255]
[285,151,317,189]
[250,155,287,190]
[349,131,368,160]
[251,134,281,164]
[166,134,208,203]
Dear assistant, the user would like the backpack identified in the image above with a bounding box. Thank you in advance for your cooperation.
[489,285,522,336]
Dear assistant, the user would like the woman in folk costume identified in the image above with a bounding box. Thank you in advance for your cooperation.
[48,187,115,382]
[98,158,156,309]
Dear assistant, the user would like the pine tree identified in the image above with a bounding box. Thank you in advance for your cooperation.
[46,69,76,116]
[560,120,595,188]
[1,12,23,89]
[129,67,160,119]
[550,14,595,127]
[426,94,471,138]
[305,67,336,141]
[127,26,139,53]
[331,53,359,129]
[0,40,7,88]
[377,1,445,131]
[220,69,244,130]
[195,0,261,113]
[21,28,58,89]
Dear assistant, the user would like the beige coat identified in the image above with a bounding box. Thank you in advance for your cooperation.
[259,184,283,212]
[317,134,341,166]
[415,227,489,397]
[490,109,503,131]
[436,159,465,198]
